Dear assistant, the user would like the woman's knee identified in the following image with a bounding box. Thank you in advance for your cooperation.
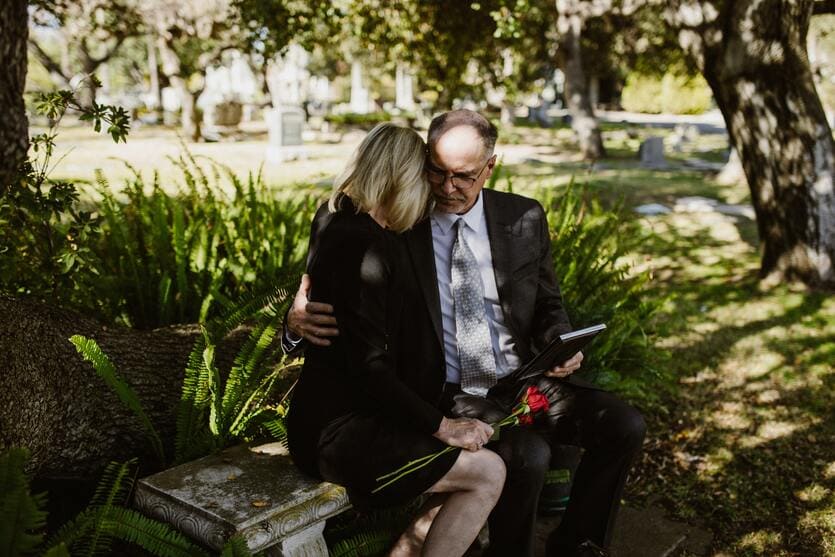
[477,449,506,499]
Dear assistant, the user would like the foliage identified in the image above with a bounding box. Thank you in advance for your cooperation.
[325,499,422,557]
[621,71,713,114]
[87,157,319,328]
[174,285,299,463]
[0,80,130,309]
[28,0,143,101]
[0,451,213,556]
[0,448,48,556]
[233,0,339,60]
[324,111,392,129]
[539,181,667,399]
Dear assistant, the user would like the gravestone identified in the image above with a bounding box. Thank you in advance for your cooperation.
[395,64,416,111]
[350,60,372,114]
[265,105,306,162]
[639,136,668,169]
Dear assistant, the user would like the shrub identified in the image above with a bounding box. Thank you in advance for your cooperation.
[324,112,392,129]
[87,157,322,328]
[621,71,713,114]
[538,182,667,401]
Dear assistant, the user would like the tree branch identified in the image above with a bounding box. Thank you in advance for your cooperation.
[28,38,70,83]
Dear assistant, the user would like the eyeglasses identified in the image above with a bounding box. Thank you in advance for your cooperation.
[425,156,494,190]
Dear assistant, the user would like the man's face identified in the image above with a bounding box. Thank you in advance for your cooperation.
[427,125,496,214]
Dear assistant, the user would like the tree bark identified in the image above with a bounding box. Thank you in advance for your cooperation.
[670,0,835,287]
[0,295,247,480]
[557,13,607,160]
[0,0,29,186]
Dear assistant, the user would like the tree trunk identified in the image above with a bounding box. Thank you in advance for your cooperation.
[0,295,247,480]
[147,35,164,121]
[157,37,202,141]
[557,13,606,160]
[0,0,29,186]
[671,0,835,287]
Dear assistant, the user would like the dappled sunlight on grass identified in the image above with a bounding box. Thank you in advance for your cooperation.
[614,159,835,553]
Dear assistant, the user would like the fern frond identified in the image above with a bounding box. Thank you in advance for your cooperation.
[222,311,283,433]
[219,534,252,557]
[42,507,98,554]
[0,447,47,556]
[42,542,70,557]
[69,336,165,465]
[172,203,188,322]
[105,507,208,557]
[329,529,396,557]
[89,460,136,509]
[76,459,138,557]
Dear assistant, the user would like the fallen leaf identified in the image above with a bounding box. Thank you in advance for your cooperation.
[251,500,269,507]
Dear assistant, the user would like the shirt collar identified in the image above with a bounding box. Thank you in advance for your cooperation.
[431,190,485,235]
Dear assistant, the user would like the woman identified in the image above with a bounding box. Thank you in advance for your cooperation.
[287,123,505,556]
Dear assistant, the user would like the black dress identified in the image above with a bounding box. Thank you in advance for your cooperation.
[287,196,459,509]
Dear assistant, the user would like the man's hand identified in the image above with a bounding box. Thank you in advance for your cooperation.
[544,350,583,378]
[433,416,494,452]
[287,274,339,346]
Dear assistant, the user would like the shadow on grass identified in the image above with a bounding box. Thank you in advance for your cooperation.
[620,202,834,555]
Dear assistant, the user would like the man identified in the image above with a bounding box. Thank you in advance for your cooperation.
[285,110,645,557]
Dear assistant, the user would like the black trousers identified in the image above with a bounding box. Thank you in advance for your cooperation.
[440,376,646,557]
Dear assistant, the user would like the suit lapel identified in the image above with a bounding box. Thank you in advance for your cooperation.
[405,219,444,348]
[483,190,516,329]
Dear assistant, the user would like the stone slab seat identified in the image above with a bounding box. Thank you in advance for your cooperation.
[133,442,350,556]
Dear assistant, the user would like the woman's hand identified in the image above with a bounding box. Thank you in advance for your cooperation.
[433,416,494,452]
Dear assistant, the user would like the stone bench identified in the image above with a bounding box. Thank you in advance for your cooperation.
[133,442,350,555]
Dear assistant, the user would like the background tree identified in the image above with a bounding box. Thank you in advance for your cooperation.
[667,0,835,287]
[28,0,142,107]
[0,0,29,186]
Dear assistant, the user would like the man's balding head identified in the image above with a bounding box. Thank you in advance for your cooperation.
[428,109,498,159]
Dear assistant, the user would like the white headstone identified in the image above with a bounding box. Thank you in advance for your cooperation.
[350,60,371,114]
[265,106,306,162]
[395,64,415,111]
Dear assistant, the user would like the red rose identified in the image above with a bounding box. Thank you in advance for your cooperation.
[518,413,534,426]
[524,386,550,414]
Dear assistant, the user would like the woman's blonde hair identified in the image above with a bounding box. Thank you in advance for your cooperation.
[329,123,430,233]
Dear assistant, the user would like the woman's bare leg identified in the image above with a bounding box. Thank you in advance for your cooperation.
[387,449,504,557]
[388,493,447,556]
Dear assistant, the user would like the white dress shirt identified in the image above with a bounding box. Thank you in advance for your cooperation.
[430,192,521,383]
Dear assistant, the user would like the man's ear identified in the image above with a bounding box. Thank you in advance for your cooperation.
[485,154,498,178]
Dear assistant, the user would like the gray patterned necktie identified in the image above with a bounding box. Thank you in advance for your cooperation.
[451,218,496,396]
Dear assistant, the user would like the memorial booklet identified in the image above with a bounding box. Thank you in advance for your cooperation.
[512,323,607,381]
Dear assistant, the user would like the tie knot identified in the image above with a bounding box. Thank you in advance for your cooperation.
[455,218,466,236]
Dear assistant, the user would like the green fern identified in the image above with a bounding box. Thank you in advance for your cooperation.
[78,460,137,557]
[219,534,253,557]
[329,529,397,557]
[0,447,47,557]
[175,284,294,462]
[105,507,208,557]
[69,335,166,465]
[42,543,70,557]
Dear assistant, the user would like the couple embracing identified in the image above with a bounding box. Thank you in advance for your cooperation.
[284,110,646,557]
